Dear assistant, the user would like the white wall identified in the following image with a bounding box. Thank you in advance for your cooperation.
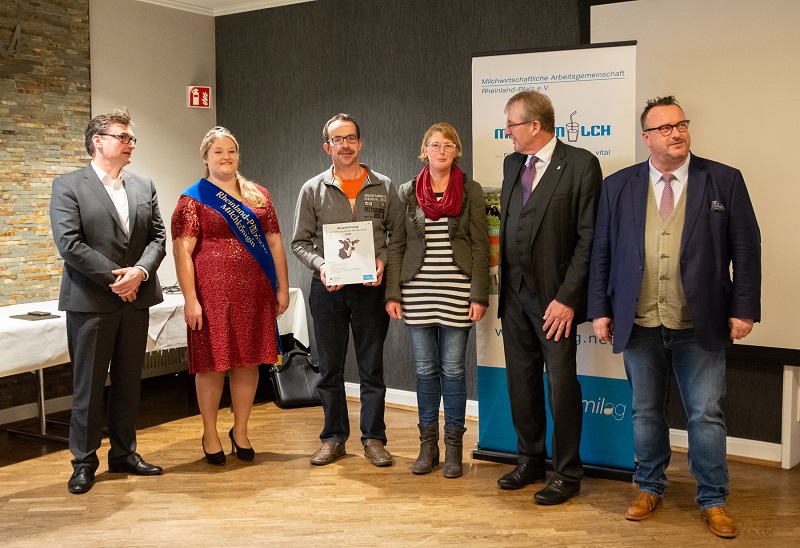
[90,0,216,284]
[592,0,800,350]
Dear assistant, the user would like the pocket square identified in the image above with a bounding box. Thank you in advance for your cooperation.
[710,200,725,211]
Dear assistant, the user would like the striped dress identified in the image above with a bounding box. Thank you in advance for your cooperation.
[400,213,472,328]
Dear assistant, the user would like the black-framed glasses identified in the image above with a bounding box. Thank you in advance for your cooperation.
[98,133,137,145]
[643,120,690,137]
[505,120,533,130]
[427,143,458,153]
[327,134,359,146]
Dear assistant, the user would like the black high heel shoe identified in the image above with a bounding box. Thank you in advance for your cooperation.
[229,428,255,462]
[202,436,226,466]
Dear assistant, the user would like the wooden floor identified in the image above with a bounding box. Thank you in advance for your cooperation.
[1,375,799,547]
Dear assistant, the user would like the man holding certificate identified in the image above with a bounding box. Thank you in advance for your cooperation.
[292,113,402,467]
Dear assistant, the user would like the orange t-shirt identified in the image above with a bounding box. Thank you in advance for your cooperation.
[334,168,368,215]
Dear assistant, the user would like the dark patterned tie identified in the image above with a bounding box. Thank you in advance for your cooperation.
[660,173,676,222]
[521,156,538,204]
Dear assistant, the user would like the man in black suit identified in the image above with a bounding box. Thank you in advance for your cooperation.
[50,108,166,494]
[588,96,760,538]
[497,91,602,505]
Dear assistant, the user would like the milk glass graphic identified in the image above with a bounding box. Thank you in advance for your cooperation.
[566,111,579,142]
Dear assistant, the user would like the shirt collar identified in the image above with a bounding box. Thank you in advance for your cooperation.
[91,161,125,189]
[648,152,691,185]
[527,136,557,167]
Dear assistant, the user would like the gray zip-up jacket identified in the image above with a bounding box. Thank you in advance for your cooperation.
[385,174,490,306]
[292,164,402,278]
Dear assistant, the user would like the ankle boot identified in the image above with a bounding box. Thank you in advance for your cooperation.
[442,425,467,479]
[412,423,439,475]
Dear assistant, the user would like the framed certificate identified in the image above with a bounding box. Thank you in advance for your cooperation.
[322,221,377,285]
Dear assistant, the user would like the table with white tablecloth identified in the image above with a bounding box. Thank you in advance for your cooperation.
[0,288,308,440]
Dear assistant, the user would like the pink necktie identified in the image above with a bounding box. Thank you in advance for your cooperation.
[521,156,538,204]
[660,173,676,222]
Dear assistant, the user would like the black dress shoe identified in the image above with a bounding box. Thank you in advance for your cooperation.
[68,465,95,494]
[229,428,255,462]
[497,463,546,490]
[203,437,226,466]
[534,477,580,505]
[108,452,163,476]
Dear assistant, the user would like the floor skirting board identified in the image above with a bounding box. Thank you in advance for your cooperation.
[669,428,781,464]
[3,387,782,466]
[344,382,479,420]
[345,382,782,465]
[0,395,72,427]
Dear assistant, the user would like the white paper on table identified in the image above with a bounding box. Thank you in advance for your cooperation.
[322,221,377,286]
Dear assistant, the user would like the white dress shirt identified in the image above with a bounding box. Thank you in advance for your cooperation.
[526,135,558,193]
[90,162,149,280]
[649,153,691,206]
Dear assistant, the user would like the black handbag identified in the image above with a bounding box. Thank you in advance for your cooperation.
[270,348,322,409]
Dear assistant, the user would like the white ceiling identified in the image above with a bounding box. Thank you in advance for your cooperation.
[136,0,316,17]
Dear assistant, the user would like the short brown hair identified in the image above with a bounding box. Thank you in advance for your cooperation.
[323,113,361,143]
[641,96,682,131]
[418,122,463,164]
[505,91,555,134]
[85,108,132,156]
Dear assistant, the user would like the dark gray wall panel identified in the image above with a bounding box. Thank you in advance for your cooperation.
[215,0,582,396]
[668,358,784,444]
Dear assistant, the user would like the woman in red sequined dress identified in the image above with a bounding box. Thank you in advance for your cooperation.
[171,127,289,465]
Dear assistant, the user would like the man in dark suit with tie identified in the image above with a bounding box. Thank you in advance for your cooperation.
[497,91,602,505]
[50,108,167,494]
[587,96,760,538]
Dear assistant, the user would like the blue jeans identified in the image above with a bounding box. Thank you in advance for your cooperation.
[407,325,470,429]
[309,277,389,445]
[623,324,729,509]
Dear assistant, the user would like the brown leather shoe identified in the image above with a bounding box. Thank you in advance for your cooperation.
[701,506,738,538]
[363,439,393,467]
[625,492,663,521]
[310,441,345,466]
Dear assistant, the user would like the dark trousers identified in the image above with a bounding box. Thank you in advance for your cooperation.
[500,282,583,483]
[309,277,390,445]
[66,304,149,471]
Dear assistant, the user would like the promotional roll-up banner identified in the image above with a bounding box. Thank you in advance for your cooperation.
[472,43,637,473]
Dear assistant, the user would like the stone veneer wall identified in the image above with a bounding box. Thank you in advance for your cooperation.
[0,0,89,306]
[0,0,89,412]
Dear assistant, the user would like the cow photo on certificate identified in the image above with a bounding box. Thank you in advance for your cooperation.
[322,221,377,286]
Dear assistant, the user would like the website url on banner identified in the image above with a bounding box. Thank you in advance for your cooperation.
[493,329,610,346]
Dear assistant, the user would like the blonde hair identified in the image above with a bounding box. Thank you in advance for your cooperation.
[200,126,266,208]
[418,122,463,164]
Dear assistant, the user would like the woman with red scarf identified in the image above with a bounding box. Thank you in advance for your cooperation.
[385,123,489,478]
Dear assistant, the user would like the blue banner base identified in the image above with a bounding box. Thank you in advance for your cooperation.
[477,365,636,472]
[471,448,634,482]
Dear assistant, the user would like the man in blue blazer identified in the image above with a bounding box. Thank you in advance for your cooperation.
[588,96,760,538]
[50,109,166,494]
[497,91,602,505]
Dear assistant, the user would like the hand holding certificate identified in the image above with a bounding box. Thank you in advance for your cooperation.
[322,221,377,286]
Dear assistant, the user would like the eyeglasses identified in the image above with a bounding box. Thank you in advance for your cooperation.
[98,133,137,145]
[643,120,690,137]
[327,134,359,146]
[427,143,458,153]
[505,120,533,130]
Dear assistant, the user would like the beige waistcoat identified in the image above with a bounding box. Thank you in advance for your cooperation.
[634,183,693,329]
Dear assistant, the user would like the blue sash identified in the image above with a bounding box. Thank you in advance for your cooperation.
[183,178,282,354]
